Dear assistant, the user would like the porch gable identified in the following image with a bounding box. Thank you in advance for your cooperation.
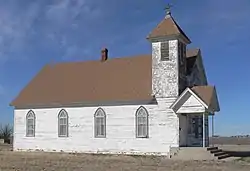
[170,86,220,114]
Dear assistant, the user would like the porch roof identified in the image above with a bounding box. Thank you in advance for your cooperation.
[170,86,220,114]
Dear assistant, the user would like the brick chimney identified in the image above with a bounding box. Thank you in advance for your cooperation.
[101,48,108,62]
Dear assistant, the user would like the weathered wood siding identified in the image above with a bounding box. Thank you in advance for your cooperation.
[196,54,208,85]
[186,55,207,87]
[13,98,179,156]
[179,115,188,146]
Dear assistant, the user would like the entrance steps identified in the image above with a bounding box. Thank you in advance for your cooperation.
[170,146,231,160]
[207,147,231,160]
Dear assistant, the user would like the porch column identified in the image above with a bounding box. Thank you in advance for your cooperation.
[203,112,205,148]
[212,114,214,147]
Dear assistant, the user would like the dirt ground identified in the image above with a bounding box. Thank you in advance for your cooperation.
[0,145,250,171]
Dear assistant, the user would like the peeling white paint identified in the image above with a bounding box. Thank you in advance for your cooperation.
[152,40,179,98]
[176,95,206,114]
[13,98,179,156]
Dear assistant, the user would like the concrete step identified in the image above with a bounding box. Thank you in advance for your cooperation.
[206,146,232,160]
[210,149,222,154]
[207,147,218,151]
[170,147,215,160]
[217,153,231,160]
[214,151,227,157]
[171,147,232,161]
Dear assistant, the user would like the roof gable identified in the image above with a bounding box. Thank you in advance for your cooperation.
[175,91,206,114]
[170,86,220,114]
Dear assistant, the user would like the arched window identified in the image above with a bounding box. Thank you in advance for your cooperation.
[94,108,106,138]
[26,110,35,137]
[136,106,149,138]
[58,109,68,137]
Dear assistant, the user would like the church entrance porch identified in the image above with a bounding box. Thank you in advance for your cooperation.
[179,113,209,147]
[170,86,220,148]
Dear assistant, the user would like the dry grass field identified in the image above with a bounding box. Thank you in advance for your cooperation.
[211,137,250,145]
[0,145,250,171]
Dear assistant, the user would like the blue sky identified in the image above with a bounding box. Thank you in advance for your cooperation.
[0,0,249,136]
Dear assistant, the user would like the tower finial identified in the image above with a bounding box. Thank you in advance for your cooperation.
[164,3,173,16]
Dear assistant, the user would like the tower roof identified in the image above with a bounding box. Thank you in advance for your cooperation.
[147,13,191,44]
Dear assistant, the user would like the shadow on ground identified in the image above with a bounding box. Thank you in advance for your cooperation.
[224,151,250,157]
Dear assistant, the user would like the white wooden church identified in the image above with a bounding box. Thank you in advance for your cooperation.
[11,10,220,156]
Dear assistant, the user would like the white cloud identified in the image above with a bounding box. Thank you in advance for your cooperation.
[43,0,97,60]
[202,0,250,35]
[45,0,87,24]
[0,0,104,64]
[44,0,103,32]
[0,1,41,63]
[0,0,155,63]
[177,0,250,48]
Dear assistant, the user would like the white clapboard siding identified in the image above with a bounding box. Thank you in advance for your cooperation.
[13,98,179,156]
[176,92,205,114]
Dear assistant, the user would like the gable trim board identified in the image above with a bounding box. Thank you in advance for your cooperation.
[13,98,158,110]
[170,87,207,113]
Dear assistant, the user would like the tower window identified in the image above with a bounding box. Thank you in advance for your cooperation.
[182,43,186,73]
[178,41,185,65]
[161,42,169,61]
[182,43,186,58]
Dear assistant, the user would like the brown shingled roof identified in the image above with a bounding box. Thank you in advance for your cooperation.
[11,49,201,107]
[11,55,153,107]
[186,48,200,58]
[147,14,191,43]
[191,86,216,109]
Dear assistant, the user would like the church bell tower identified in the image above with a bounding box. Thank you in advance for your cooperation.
[147,5,191,98]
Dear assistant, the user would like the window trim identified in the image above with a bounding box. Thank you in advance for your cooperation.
[135,106,149,138]
[94,108,106,138]
[58,109,69,138]
[26,110,36,137]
